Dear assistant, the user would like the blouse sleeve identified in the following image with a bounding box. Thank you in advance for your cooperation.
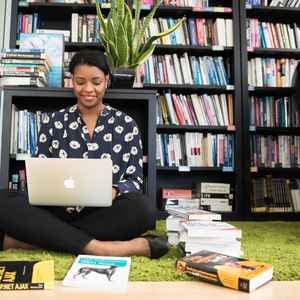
[35,113,53,158]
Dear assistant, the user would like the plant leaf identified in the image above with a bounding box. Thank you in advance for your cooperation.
[107,39,119,68]
[124,3,133,65]
[132,44,156,68]
[133,0,161,58]
[133,0,141,37]
[116,23,129,67]
[140,17,186,54]
[95,0,108,36]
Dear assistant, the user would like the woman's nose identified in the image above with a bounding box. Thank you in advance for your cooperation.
[83,81,94,91]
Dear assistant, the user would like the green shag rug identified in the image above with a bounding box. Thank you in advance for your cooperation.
[0,221,299,281]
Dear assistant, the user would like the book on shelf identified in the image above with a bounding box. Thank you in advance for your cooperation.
[62,255,131,293]
[195,182,233,212]
[176,250,273,293]
[0,260,54,291]
[19,32,64,88]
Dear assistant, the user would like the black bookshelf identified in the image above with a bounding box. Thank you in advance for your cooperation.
[240,0,300,220]
[153,0,243,220]
[0,87,157,209]
[7,0,244,220]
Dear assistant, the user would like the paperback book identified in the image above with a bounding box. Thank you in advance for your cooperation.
[0,260,54,291]
[176,250,273,292]
[63,255,131,293]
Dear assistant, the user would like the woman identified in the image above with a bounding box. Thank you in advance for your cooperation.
[0,49,170,259]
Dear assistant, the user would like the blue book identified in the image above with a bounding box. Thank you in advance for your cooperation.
[187,18,198,46]
[19,33,64,88]
[167,18,177,45]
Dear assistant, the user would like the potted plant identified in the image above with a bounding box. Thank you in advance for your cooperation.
[95,0,185,88]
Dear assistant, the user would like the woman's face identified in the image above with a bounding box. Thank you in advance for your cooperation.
[72,64,109,110]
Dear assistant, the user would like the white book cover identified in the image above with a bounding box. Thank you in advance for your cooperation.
[62,255,131,293]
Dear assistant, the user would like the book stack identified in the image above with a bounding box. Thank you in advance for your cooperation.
[166,207,242,257]
[0,49,50,87]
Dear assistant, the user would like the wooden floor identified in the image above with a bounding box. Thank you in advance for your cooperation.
[0,281,299,300]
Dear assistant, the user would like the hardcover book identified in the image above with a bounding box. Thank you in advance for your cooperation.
[176,250,273,292]
[19,33,64,87]
[0,260,54,291]
[63,255,131,293]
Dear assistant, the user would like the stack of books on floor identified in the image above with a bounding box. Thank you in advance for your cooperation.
[0,49,50,87]
[166,207,242,257]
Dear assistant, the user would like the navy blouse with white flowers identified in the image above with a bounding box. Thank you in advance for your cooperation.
[36,104,143,196]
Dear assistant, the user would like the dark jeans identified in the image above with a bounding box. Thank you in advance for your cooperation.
[0,189,155,254]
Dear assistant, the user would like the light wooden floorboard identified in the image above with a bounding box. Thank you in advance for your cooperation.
[0,281,299,300]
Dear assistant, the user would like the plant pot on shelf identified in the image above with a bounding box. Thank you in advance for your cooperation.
[110,68,136,89]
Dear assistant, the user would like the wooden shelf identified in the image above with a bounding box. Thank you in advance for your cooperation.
[157,166,235,173]
[248,48,300,58]
[246,6,300,20]
[248,87,296,95]
[143,84,234,93]
[157,125,235,133]
[250,127,300,135]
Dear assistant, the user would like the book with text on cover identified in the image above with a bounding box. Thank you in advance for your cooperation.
[176,250,273,292]
[63,255,131,293]
[0,260,54,291]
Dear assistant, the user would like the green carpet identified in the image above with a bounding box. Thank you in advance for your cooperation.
[0,221,299,281]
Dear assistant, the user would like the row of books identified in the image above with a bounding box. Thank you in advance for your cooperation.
[251,176,300,212]
[250,135,300,168]
[157,93,234,127]
[156,133,234,168]
[162,182,233,212]
[10,105,46,156]
[19,0,232,10]
[247,19,300,49]
[0,49,51,88]
[142,54,230,86]
[248,57,299,87]
[246,0,300,7]
[250,96,300,128]
[71,13,101,43]
[144,17,233,47]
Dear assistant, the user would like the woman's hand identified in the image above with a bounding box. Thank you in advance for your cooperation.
[112,187,118,201]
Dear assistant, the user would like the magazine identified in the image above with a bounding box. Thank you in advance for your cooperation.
[62,255,131,292]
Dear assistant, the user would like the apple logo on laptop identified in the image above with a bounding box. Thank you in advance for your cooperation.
[64,177,75,189]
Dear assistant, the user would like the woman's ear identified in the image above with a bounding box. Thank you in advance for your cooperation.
[106,75,111,88]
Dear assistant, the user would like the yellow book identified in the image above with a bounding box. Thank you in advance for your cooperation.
[0,260,55,290]
[176,250,273,292]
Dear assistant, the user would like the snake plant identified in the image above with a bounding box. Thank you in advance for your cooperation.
[95,0,185,69]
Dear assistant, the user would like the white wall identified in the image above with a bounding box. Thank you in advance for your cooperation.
[0,0,12,172]
[0,0,12,49]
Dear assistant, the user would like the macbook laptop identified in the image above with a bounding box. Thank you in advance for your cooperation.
[25,158,113,207]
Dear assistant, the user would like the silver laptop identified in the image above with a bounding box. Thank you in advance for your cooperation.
[25,158,113,207]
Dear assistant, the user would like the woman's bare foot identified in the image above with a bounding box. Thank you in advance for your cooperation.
[3,235,37,250]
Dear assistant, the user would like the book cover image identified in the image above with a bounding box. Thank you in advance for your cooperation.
[19,33,64,88]
[63,255,131,293]
[0,260,55,291]
[176,250,273,292]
